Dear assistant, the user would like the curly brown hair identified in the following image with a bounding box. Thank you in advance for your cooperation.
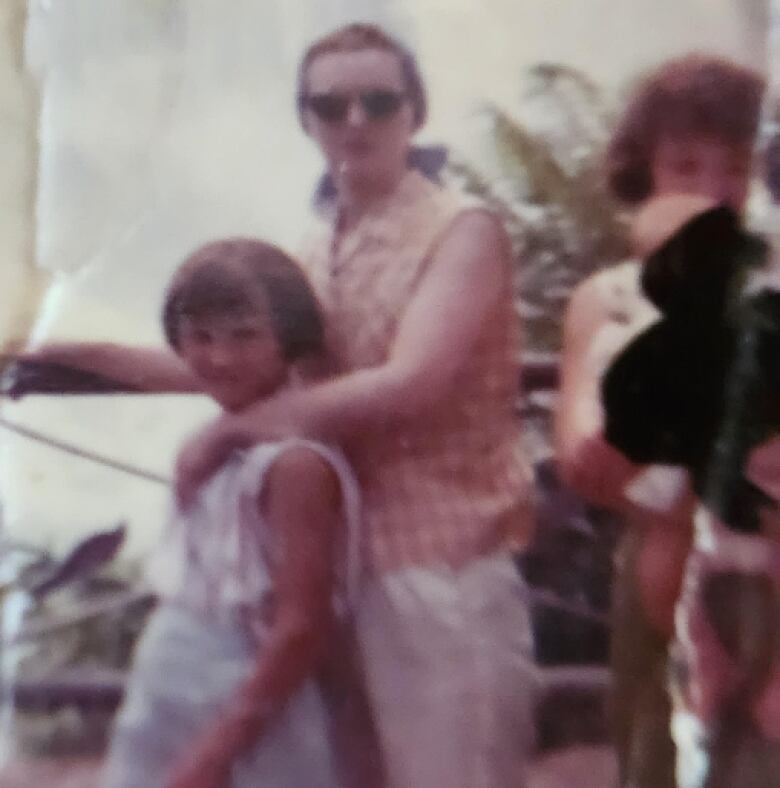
[296,22,427,129]
[163,238,324,362]
[606,54,765,205]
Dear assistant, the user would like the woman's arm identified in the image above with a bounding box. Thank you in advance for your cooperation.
[19,342,199,393]
[175,209,514,504]
[174,448,341,777]
[555,273,642,511]
[260,208,512,435]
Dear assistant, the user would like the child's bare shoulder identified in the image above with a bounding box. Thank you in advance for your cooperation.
[270,444,337,475]
[264,444,341,505]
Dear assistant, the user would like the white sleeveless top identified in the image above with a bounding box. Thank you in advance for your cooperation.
[146,439,362,625]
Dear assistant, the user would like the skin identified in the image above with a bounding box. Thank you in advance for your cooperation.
[160,308,342,788]
[650,135,752,214]
[555,131,754,638]
[16,340,198,393]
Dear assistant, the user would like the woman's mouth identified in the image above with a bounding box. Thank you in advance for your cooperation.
[343,139,373,156]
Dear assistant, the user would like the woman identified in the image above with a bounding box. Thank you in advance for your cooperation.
[24,24,536,788]
[555,54,765,787]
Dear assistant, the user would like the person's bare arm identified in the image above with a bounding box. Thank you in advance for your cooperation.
[169,448,341,784]
[255,208,511,436]
[555,273,642,510]
[175,209,514,504]
[558,193,716,510]
[19,342,199,393]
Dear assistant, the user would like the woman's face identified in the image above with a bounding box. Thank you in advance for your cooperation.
[650,133,753,213]
[301,48,417,190]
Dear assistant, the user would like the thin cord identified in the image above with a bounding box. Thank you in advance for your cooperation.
[0,415,170,486]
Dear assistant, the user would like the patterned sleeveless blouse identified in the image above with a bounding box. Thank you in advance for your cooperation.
[300,169,533,572]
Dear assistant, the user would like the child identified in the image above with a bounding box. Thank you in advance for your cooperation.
[101,238,362,788]
[555,54,765,787]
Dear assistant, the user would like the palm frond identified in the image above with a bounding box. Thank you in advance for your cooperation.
[452,63,628,365]
[489,107,578,207]
[527,63,604,108]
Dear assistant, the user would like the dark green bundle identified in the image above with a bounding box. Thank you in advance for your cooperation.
[601,206,780,532]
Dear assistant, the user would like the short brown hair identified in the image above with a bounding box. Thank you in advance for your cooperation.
[296,23,427,129]
[606,54,765,205]
[163,238,324,362]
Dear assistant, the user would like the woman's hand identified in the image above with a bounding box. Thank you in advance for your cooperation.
[561,432,638,510]
[174,394,308,508]
[175,414,245,509]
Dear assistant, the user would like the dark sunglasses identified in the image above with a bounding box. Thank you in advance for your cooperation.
[302,89,407,123]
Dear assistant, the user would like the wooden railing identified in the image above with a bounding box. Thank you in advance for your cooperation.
[1,355,561,398]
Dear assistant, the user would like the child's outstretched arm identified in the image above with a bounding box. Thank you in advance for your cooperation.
[168,447,341,787]
[17,342,199,393]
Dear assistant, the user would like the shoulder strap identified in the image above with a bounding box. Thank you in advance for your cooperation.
[236,439,362,611]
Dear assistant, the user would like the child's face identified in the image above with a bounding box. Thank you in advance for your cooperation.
[651,133,753,213]
[177,306,288,412]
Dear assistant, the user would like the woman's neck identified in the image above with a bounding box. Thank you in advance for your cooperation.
[335,166,408,228]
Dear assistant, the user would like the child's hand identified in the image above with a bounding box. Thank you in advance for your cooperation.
[631,193,717,258]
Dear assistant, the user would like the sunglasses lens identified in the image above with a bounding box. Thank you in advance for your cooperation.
[361,90,404,119]
[307,94,349,122]
[305,91,405,123]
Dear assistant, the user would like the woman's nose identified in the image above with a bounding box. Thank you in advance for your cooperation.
[345,98,367,127]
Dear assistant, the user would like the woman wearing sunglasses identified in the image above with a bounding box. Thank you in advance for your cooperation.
[21,23,536,788]
[215,23,537,788]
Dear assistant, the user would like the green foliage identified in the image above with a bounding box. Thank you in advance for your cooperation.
[448,62,629,355]
[0,534,152,755]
